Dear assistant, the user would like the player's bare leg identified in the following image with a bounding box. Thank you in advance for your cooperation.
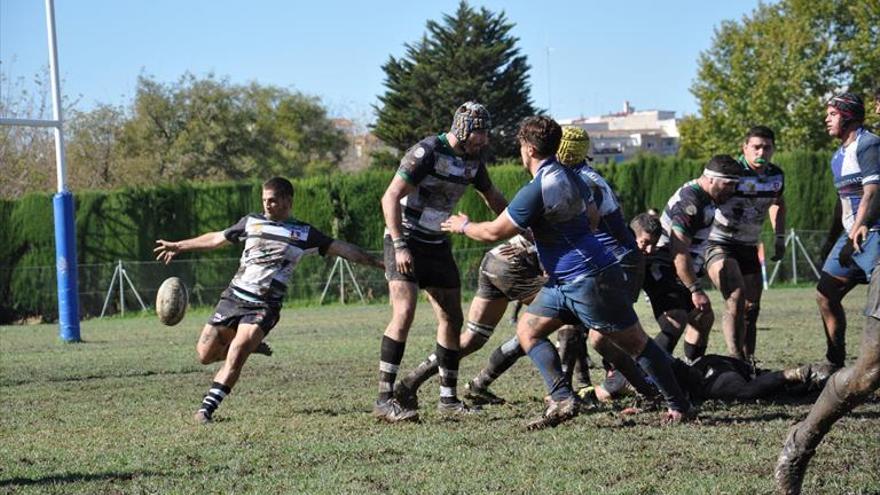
[374,280,419,423]
[707,257,747,360]
[396,296,507,406]
[425,286,472,415]
[815,273,857,368]
[775,314,880,494]
[196,324,236,364]
[195,323,265,423]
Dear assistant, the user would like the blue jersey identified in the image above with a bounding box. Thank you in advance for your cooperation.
[505,159,616,284]
[573,163,636,260]
[831,128,880,233]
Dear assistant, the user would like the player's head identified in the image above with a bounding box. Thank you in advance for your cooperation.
[451,101,491,155]
[262,177,294,221]
[825,92,865,139]
[517,116,562,165]
[742,125,775,169]
[557,126,591,166]
[630,212,661,255]
[701,155,741,203]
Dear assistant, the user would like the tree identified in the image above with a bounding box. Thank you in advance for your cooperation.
[116,74,348,183]
[682,0,879,158]
[373,1,537,161]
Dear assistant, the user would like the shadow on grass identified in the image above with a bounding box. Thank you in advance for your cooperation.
[2,368,203,387]
[1,469,161,487]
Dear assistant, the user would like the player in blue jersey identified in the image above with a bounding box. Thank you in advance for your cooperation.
[776,93,880,495]
[814,93,880,368]
[442,116,693,428]
[154,177,384,424]
[374,102,509,422]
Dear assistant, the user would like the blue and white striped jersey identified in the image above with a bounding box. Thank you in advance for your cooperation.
[831,128,880,233]
[505,159,616,284]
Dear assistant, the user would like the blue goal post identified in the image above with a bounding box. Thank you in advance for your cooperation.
[1,0,81,341]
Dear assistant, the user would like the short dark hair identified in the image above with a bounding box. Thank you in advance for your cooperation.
[744,125,775,144]
[516,116,562,158]
[705,154,742,177]
[262,177,294,199]
[630,212,661,237]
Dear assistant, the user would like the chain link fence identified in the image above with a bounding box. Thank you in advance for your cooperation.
[1,230,834,322]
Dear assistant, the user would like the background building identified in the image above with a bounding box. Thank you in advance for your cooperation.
[559,101,680,164]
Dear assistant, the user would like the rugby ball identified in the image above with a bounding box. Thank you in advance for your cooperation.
[156,277,188,326]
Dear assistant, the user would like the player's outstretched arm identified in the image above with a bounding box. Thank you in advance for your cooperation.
[154,231,229,264]
[326,240,384,270]
[442,211,519,243]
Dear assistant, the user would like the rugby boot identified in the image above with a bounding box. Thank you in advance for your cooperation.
[393,383,420,410]
[783,363,836,391]
[526,396,579,431]
[774,421,815,495]
[194,410,212,425]
[464,381,506,405]
[661,405,698,425]
[372,398,419,423]
[253,341,274,357]
[437,400,480,417]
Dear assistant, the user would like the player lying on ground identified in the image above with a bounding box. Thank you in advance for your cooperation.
[155,177,383,424]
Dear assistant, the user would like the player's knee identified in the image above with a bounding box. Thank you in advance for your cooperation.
[726,287,745,311]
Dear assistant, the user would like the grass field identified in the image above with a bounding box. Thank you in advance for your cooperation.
[2,287,879,494]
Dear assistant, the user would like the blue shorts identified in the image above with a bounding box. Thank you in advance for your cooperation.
[528,264,639,332]
[822,231,880,283]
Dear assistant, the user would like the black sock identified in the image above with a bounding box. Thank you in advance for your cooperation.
[198,381,231,419]
[436,344,460,404]
[683,342,706,362]
[636,340,690,412]
[472,336,524,389]
[378,335,406,402]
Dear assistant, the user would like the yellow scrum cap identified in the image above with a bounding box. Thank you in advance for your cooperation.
[557,126,591,166]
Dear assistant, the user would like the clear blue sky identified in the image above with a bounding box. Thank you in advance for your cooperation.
[2,0,760,123]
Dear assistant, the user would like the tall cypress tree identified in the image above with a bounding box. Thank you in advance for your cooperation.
[373,1,537,162]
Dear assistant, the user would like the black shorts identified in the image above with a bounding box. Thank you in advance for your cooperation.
[704,242,761,276]
[383,235,461,289]
[642,248,694,318]
[475,251,546,302]
[208,288,281,335]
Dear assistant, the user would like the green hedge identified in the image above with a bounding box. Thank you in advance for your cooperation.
[0,151,836,322]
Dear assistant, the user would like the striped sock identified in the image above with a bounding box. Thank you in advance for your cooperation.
[378,335,406,402]
[472,336,524,389]
[198,381,231,420]
[436,344,460,405]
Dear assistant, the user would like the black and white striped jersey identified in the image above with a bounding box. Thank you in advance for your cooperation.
[709,157,784,246]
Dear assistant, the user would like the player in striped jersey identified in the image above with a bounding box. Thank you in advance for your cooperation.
[705,126,786,363]
[374,102,509,422]
[154,177,383,424]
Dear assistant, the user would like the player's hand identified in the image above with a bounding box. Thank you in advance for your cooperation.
[441,213,470,234]
[395,247,414,275]
[691,290,710,313]
[154,240,180,265]
[771,235,786,262]
[839,239,855,267]
[851,225,869,253]
[497,243,526,261]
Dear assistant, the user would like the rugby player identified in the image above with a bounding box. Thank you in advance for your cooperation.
[775,93,880,495]
[705,126,785,363]
[154,177,383,424]
[442,116,693,428]
[374,102,508,422]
